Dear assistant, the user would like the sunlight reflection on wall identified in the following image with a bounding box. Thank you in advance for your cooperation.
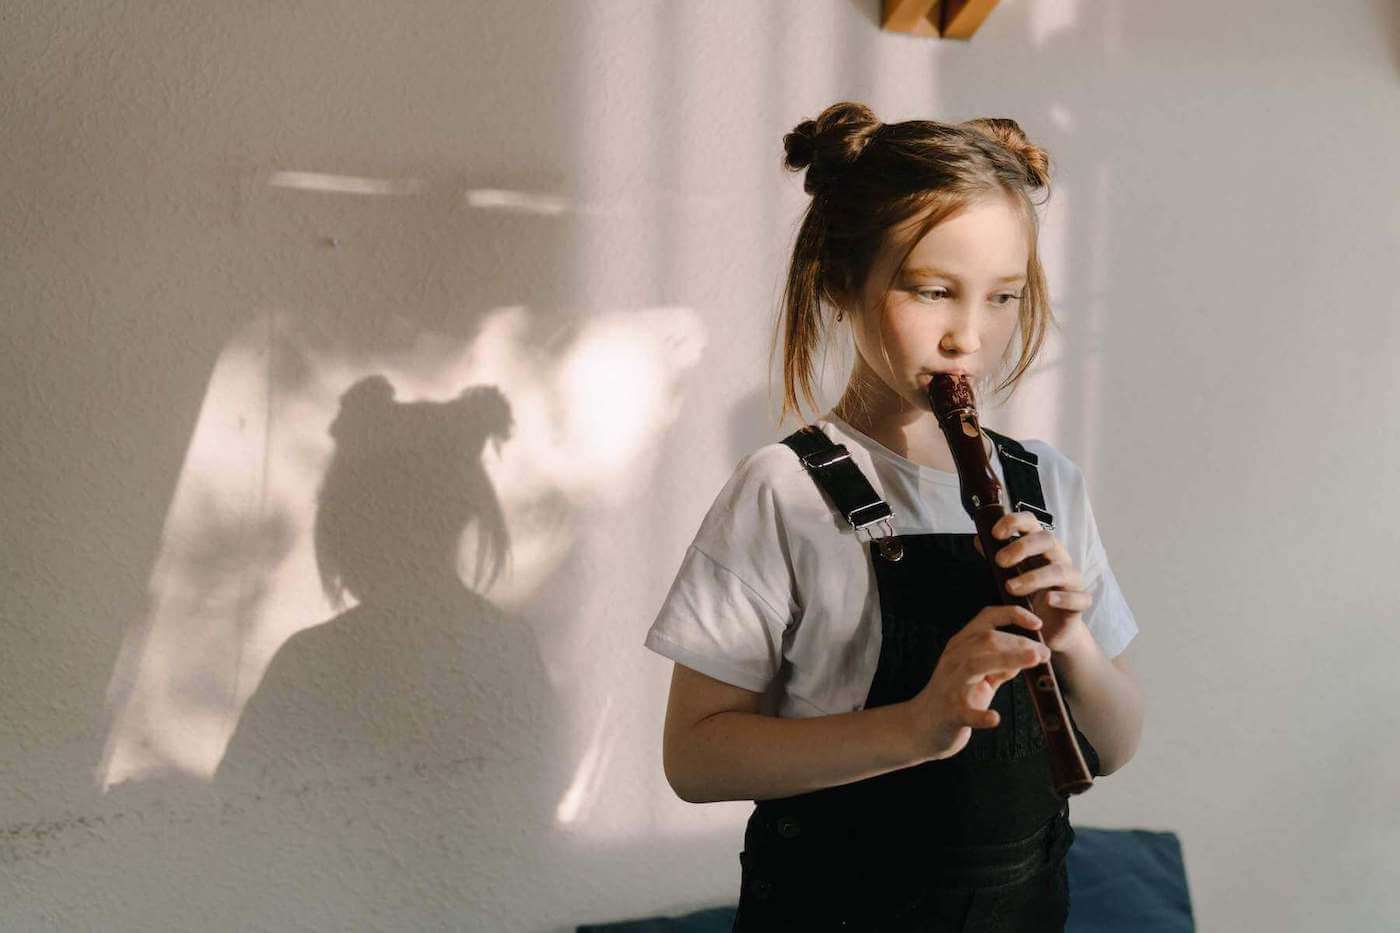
[1030,0,1080,49]
[97,294,705,790]
[999,174,1068,445]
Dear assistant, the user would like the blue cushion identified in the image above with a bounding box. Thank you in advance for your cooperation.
[577,828,1193,932]
[1066,828,1194,932]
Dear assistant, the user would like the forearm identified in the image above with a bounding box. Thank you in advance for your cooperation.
[1052,629,1143,775]
[669,704,918,804]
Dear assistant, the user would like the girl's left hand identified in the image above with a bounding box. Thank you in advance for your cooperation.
[975,512,1093,654]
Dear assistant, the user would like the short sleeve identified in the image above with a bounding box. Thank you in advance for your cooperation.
[644,545,788,692]
[644,449,799,693]
[1066,462,1139,659]
[1082,558,1138,659]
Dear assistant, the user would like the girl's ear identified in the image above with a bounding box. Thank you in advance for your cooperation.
[828,274,860,319]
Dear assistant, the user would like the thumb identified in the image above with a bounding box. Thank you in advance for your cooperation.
[967,706,999,729]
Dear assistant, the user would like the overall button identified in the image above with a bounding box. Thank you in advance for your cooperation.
[776,816,802,839]
[751,879,773,901]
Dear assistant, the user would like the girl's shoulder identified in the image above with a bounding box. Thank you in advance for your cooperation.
[719,421,884,508]
[691,428,851,546]
[1002,435,1092,511]
[707,434,826,514]
[1012,435,1085,482]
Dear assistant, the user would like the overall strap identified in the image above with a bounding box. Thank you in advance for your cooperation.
[982,428,1056,531]
[780,426,904,561]
[780,424,1055,553]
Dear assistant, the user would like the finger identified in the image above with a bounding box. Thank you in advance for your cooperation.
[1001,605,1044,631]
[1004,564,1072,597]
[988,627,1050,654]
[969,605,1042,633]
[992,511,1039,541]
[990,513,1020,540]
[981,666,1022,690]
[962,642,1051,685]
[1046,589,1092,612]
[966,707,1000,729]
[993,530,1058,568]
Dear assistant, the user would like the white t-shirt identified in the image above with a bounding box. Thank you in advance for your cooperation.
[644,413,1139,720]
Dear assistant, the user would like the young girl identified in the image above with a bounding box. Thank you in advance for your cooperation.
[645,102,1144,931]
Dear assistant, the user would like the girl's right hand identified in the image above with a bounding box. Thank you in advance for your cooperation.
[904,605,1051,763]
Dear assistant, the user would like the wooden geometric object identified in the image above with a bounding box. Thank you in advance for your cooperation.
[880,0,1002,39]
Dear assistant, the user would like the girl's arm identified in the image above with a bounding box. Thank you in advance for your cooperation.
[665,658,922,805]
[1053,632,1144,775]
[666,606,1056,804]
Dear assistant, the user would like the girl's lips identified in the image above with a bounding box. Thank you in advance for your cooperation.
[918,372,969,392]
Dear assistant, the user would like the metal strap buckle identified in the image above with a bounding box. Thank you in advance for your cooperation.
[1014,499,1055,531]
[800,446,851,470]
[996,443,1040,469]
[846,501,889,529]
[855,516,903,562]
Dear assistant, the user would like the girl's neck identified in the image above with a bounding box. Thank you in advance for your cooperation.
[830,392,958,474]
[829,372,995,474]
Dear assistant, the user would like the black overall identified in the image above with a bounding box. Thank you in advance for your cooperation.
[732,426,1101,932]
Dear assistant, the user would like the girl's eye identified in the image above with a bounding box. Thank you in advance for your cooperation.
[913,288,1023,307]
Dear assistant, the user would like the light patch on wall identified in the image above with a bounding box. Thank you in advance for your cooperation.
[266,171,614,217]
[1078,159,1117,481]
[554,693,613,826]
[464,188,576,216]
[556,311,702,478]
[98,310,336,789]
[97,303,706,791]
[995,180,1071,443]
[1030,0,1081,48]
[267,171,428,196]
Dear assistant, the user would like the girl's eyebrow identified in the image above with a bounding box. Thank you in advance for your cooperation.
[903,264,1026,284]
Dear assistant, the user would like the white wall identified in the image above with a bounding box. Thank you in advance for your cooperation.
[2,1,1396,929]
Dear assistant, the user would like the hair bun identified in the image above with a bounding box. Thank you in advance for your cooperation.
[329,374,395,441]
[783,120,820,171]
[962,117,1050,189]
[783,101,883,197]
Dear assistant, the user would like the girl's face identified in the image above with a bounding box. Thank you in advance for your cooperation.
[844,193,1030,414]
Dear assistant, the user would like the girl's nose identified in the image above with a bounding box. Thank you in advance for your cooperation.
[939,326,980,355]
[938,304,982,353]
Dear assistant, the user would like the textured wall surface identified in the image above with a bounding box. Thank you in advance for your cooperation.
[2,0,1397,929]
